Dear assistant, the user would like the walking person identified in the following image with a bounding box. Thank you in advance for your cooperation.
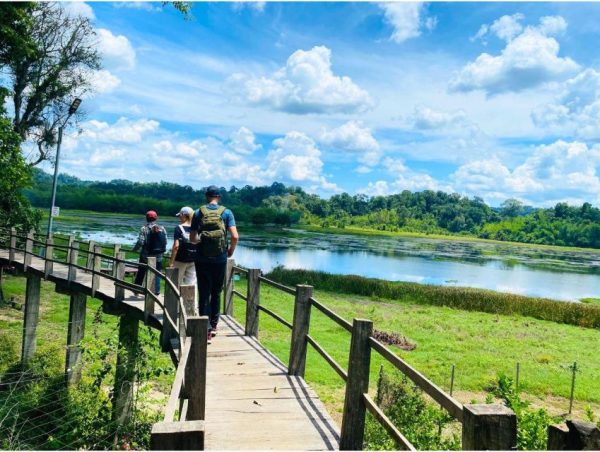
[133,210,167,295]
[169,206,197,287]
[190,185,238,341]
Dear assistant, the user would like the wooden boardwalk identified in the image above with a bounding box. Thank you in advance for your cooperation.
[0,248,339,450]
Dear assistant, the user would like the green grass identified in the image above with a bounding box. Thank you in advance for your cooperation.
[267,268,600,329]
[229,273,600,421]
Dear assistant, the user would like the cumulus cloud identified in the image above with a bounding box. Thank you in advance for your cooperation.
[452,140,600,204]
[319,121,381,166]
[451,15,578,95]
[532,69,600,138]
[408,105,469,130]
[265,131,339,192]
[96,28,136,70]
[63,2,95,19]
[225,46,374,114]
[229,126,261,154]
[113,2,161,12]
[359,157,450,196]
[472,14,524,43]
[379,2,436,44]
[87,69,121,94]
[83,117,159,143]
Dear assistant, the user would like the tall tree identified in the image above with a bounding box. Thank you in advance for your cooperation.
[0,2,100,166]
[0,88,41,230]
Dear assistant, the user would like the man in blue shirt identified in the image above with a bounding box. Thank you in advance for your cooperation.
[190,185,238,340]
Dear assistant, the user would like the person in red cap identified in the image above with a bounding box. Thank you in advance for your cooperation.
[133,210,167,294]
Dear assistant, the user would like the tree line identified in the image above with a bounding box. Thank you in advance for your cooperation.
[24,168,600,249]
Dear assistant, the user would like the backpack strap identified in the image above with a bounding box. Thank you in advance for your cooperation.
[216,206,226,215]
[200,206,210,217]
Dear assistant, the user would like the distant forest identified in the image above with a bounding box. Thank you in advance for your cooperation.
[26,168,600,249]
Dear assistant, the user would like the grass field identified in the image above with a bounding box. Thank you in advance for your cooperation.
[227,273,600,423]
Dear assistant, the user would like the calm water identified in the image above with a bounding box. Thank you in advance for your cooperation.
[50,212,600,302]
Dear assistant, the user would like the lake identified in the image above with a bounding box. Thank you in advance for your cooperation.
[50,211,600,302]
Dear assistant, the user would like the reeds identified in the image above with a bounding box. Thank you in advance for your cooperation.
[266,267,600,329]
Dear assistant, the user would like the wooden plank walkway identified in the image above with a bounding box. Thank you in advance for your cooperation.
[0,248,340,450]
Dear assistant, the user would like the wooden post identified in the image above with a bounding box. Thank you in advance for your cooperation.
[86,240,96,269]
[21,273,41,364]
[67,241,79,283]
[112,244,121,278]
[180,284,197,350]
[462,404,517,450]
[289,284,313,377]
[186,316,209,421]
[9,227,17,263]
[65,292,87,386]
[144,256,157,321]
[65,235,75,264]
[112,314,139,424]
[91,245,101,297]
[161,267,180,352]
[23,231,34,270]
[44,235,54,277]
[340,318,373,451]
[114,251,126,302]
[223,258,235,316]
[150,420,204,450]
[245,268,260,337]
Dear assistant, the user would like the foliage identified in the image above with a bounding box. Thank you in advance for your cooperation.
[490,374,559,450]
[0,306,169,450]
[24,169,600,249]
[0,90,41,230]
[0,2,100,165]
[365,367,460,450]
[266,267,600,328]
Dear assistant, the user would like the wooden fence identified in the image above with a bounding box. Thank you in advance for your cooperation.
[224,260,518,451]
[0,227,207,449]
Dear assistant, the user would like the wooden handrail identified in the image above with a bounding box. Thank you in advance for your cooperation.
[258,275,296,295]
[164,340,192,422]
[363,394,416,451]
[257,305,293,329]
[306,334,348,382]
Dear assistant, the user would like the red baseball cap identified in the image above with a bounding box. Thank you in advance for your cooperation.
[146,210,158,220]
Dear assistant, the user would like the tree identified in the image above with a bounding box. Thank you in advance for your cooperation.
[500,198,524,218]
[0,2,100,166]
[0,88,41,230]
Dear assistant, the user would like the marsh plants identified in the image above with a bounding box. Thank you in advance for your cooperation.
[0,307,170,450]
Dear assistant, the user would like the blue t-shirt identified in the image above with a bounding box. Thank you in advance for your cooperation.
[191,204,236,263]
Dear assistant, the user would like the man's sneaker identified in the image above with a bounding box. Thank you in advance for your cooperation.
[211,326,218,338]
[207,331,212,344]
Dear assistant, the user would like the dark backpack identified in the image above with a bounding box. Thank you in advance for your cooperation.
[197,206,227,257]
[145,223,167,255]
[175,225,197,262]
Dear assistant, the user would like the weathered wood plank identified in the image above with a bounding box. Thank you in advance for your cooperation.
[65,292,87,386]
[21,273,41,364]
[289,284,313,377]
[245,269,260,337]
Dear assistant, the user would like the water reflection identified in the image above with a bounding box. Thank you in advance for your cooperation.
[51,216,600,302]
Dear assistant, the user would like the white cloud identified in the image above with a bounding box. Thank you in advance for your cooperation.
[225,46,374,114]
[359,157,450,196]
[113,2,161,12]
[532,69,600,138]
[63,2,95,19]
[229,126,261,154]
[408,105,469,130]
[320,121,381,166]
[265,131,339,192]
[87,69,121,94]
[231,2,266,12]
[83,117,159,143]
[379,2,436,44]
[96,28,136,70]
[450,15,578,95]
[452,141,600,205]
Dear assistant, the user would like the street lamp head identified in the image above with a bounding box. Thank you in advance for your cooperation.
[68,98,82,115]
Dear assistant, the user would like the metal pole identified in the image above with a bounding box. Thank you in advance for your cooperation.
[516,362,520,390]
[450,364,455,396]
[47,125,64,237]
[569,361,577,414]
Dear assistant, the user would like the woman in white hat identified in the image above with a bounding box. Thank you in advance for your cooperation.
[169,206,197,286]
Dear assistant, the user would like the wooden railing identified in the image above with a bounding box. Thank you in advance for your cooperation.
[0,227,207,449]
[223,260,518,451]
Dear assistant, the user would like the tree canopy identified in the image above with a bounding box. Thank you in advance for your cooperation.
[0,2,100,166]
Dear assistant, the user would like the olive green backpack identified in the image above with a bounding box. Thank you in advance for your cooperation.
[197,206,227,257]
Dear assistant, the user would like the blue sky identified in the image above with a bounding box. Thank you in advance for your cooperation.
[43,1,600,206]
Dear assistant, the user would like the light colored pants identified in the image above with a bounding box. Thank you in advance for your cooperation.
[173,261,197,287]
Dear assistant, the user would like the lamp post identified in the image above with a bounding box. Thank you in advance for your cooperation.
[47,98,82,236]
